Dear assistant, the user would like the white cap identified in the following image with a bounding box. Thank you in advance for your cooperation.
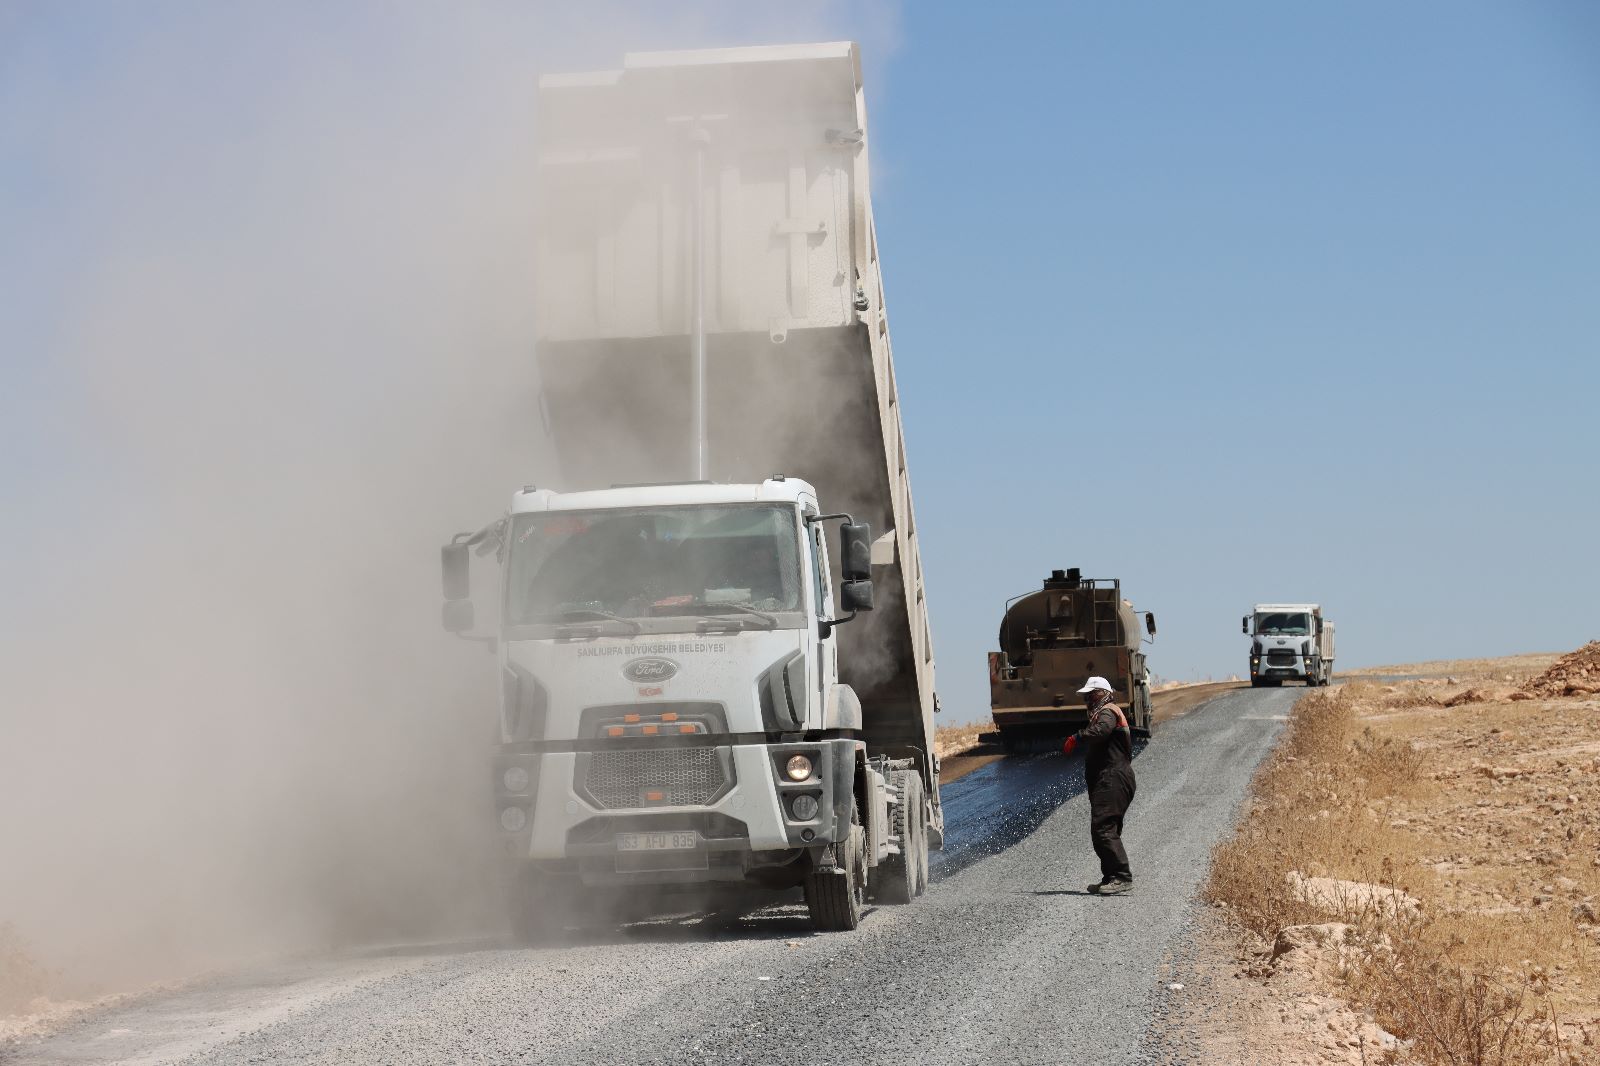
[1077,676,1113,694]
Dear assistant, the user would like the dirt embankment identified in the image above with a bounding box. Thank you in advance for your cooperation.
[1193,648,1600,1064]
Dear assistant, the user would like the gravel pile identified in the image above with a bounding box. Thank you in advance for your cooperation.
[1521,641,1600,697]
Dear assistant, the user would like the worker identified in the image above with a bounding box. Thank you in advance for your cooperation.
[1061,676,1136,895]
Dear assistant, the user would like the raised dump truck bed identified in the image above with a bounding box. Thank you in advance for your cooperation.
[532,43,941,829]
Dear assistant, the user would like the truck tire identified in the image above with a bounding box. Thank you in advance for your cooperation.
[911,781,930,897]
[1134,691,1155,738]
[873,770,919,905]
[805,799,866,931]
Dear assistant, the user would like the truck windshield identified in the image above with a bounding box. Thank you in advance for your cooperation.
[507,504,804,628]
[1257,613,1311,636]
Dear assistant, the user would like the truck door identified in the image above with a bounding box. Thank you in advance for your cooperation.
[810,523,836,705]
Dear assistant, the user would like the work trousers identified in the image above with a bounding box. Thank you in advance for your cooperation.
[1088,770,1136,882]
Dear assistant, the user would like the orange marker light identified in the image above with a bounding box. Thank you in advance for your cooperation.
[679,724,695,734]
[624,713,641,724]
[661,712,679,722]
[644,790,664,802]
[607,726,624,737]
[642,724,658,735]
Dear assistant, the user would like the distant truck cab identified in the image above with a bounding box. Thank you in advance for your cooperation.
[986,569,1156,751]
[1245,603,1334,687]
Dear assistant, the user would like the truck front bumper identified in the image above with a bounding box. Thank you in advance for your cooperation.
[1251,651,1309,680]
[492,738,856,885]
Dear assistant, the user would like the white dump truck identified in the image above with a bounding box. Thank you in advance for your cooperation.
[441,43,941,935]
[1244,603,1335,687]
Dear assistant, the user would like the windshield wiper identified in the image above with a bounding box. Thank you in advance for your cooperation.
[713,602,778,628]
[661,602,779,630]
[549,608,643,635]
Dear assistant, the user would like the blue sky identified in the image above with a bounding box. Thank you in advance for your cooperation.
[2,3,1597,726]
[871,3,1600,717]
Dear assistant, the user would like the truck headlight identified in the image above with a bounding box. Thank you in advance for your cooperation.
[785,754,814,781]
[790,794,819,821]
[499,807,527,832]
[502,767,531,793]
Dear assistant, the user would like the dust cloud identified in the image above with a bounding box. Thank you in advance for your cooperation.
[0,2,899,1007]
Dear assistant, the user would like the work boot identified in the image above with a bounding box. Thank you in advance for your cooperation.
[1086,876,1113,894]
[1096,878,1133,896]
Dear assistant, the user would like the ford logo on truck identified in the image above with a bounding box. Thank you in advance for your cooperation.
[622,657,678,684]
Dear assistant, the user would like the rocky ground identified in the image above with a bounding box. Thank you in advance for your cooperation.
[1186,645,1600,1065]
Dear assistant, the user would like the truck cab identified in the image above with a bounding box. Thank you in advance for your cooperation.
[1245,603,1334,687]
[444,477,929,934]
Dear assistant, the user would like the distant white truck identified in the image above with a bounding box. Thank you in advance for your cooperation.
[1244,604,1334,687]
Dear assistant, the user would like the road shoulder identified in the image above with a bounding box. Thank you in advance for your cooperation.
[1174,648,1600,1064]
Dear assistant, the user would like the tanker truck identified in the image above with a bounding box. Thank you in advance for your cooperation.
[1244,603,1334,686]
[985,569,1156,752]
[440,43,941,935]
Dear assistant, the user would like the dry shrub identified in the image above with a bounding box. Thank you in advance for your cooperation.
[1345,931,1567,1065]
[1205,687,1571,1064]
[1350,726,1427,784]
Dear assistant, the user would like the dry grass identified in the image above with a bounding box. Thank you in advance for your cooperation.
[934,720,990,759]
[1207,678,1600,1064]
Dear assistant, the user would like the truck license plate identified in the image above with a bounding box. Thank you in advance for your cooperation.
[616,831,698,852]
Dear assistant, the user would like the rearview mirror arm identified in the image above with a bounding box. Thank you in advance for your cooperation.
[818,611,858,638]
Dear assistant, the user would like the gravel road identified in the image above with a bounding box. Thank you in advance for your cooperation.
[9,686,1296,1066]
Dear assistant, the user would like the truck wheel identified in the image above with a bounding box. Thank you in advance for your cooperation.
[911,782,930,897]
[873,770,919,905]
[1134,693,1155,739]
[805,799,865,931]
[902,771,929,898]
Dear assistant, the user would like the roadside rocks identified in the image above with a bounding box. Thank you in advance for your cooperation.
[1475,763,1533,781]
[1286,872,1422,920]
[1521,641,1600,699]
[1270,923,1351,970]
[1444,685,1517,707]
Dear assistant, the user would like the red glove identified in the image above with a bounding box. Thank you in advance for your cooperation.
[1062,735,1078,757]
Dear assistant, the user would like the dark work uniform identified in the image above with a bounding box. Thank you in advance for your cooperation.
[1074,701,1137,882]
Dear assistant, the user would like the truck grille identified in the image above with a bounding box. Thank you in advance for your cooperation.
[1266,649,1297,666]
[585,748,728,809]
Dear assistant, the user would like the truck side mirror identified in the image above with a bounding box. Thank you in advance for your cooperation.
[442,598,474,633]
[840,578,874,613]
[1145,612,1157,636]
[1241,616,1248,635]
[442,542,470,601]
[840,521,872,581]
